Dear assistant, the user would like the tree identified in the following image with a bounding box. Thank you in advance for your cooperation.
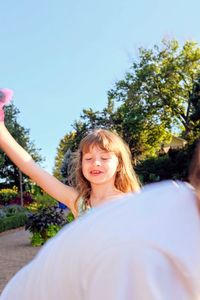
[53,131,74,179]
[80,98,120,131]
[186,76,200,141]
[0,103,43,188]
[108,39,200,160]
[60,149,72,184]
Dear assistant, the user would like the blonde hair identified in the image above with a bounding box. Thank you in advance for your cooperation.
[69,129,140,211]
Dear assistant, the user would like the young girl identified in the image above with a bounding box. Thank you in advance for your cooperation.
[0,88,140,217]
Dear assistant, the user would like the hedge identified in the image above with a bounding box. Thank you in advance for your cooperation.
[0,212,28,233]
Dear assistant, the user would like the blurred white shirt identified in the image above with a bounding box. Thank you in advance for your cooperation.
[1,180,200,300]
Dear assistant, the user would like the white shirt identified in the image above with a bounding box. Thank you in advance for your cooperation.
[1,180,200,300]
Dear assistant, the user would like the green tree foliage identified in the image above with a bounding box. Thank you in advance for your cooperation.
[53,131,77,179]
[186,76,200,141]
[108,39,200,160]
[80,99,120,130]
[0,104,43,188]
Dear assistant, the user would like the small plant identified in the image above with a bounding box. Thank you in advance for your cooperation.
[25,205,68,246]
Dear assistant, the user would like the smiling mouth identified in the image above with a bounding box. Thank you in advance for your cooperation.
[90,170,102,175]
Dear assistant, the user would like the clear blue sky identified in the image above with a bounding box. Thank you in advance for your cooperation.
[1,0,200,172]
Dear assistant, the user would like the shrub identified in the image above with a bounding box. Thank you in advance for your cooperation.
[30,232,44,247]
[25,205,68,246]
[0,187,18,205]
[30,224,61,246]
[0,205,29,233]
[0,212,28,233]
[0,209,6,218]
[0,186,34,207]
[9,192,34,206]
[136,144,194,184]
[3,204,29,217]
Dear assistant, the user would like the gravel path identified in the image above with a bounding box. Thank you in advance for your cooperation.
[0,228,40,294]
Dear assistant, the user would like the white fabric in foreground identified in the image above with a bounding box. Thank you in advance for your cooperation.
[1,180,200,300]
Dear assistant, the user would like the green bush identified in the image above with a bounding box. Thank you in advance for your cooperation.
[46,224,61,239]
[30,224,61,246]
[0,213,28,233]
[30,232,44,247]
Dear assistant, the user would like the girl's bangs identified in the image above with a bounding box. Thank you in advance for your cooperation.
[81,133,116,154]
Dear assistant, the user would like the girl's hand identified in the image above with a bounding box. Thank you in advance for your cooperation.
[0,88,14,121]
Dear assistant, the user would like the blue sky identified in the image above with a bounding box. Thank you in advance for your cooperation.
[1,0,200,172]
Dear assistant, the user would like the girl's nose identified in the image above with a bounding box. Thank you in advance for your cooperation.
[93,159,101,166]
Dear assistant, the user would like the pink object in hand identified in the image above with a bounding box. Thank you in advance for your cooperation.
[0,88,13,107]
[0,88,14,121]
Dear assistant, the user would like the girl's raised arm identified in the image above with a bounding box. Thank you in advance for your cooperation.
[0,89,78,214]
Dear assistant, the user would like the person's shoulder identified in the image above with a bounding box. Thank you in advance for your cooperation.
[141,180,195,201]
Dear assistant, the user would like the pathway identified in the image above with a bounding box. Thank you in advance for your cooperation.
[0,228,40,294]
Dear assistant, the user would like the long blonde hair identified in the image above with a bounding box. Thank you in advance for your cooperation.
[69,129,140,210]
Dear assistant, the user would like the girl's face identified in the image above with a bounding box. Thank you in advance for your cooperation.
[82,146,119,186]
